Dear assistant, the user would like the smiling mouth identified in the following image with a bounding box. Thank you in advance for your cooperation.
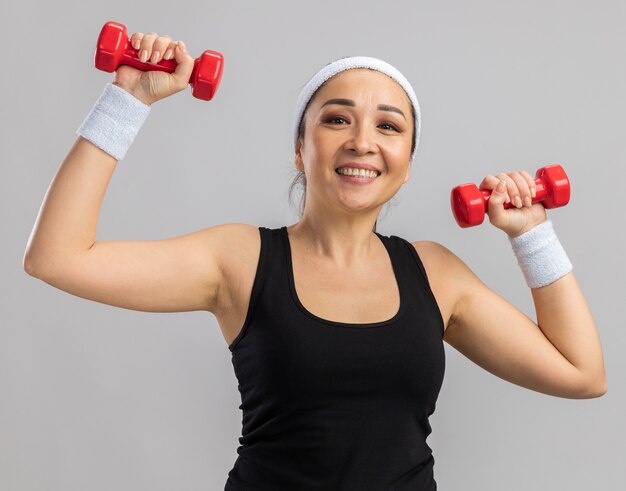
[335,168,381,178]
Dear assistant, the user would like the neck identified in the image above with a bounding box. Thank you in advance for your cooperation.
[286,208,381,266]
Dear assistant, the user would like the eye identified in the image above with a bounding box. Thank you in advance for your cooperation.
[379,122,400,132]
[324,116,349,125]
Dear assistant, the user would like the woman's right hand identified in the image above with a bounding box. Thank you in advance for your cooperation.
[112,31,195,106]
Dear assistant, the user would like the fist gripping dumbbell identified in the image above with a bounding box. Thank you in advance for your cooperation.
[451,164,570,228]
[94,21,224,101]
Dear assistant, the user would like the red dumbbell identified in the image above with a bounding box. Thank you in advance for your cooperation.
[94,21,224,101]
[450,164,570,228]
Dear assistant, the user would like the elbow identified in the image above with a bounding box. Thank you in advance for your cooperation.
[23,252,49,279]
[586,384,607,399]
[593,379,608,398]
[578,376,608,399]
[23,241,40,276]
[24,260,43,279]
[23,252,38,277]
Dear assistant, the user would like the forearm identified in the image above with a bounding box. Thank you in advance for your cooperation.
[508,218,607,392]
[531,272,607,391]
[25,83,151,276]
[24,137,117,275]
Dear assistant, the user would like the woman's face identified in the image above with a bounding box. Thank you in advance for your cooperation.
[295,68,414,216]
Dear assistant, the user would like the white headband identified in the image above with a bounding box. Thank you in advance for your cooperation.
[293,56,421,160]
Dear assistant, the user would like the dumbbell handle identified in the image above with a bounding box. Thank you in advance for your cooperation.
[115,43,179,73]
[482,178,549,209]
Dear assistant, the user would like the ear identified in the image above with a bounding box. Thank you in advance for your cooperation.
[295,139,304,171]
[403,165,411,184]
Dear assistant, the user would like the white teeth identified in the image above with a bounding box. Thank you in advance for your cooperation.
[336,167,379,178]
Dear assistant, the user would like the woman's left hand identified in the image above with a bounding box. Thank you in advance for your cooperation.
[479,170,548,238]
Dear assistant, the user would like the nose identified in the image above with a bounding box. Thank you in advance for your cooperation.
[344,121,379,155]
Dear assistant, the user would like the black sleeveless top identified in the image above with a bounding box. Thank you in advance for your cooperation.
[225,226,446,490]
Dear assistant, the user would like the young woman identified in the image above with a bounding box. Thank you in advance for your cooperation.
[24,30,607,491]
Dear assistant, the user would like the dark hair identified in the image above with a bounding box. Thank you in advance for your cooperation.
[287,70,417,233]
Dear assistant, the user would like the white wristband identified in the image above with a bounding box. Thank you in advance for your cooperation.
[508,218,573,288]
[76,83,151,161]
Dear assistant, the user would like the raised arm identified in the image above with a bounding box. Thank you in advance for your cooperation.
[436,171,607,399]
[23,30,235,315]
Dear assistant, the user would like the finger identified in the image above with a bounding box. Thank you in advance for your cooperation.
[520,169,537,199]
[171,41,195,89]
[507,171,532,208]
[496,172,517,204]
[478,174,499,190]
[478,175,510,203]
[150,34,174,64]
[487,178,510,227]
[488,177,507,206]
[163,40,178,60]
[130,32,144,50]
[138,31,158,63]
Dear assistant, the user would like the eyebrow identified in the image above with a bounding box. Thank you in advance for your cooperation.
[320,98,406,120]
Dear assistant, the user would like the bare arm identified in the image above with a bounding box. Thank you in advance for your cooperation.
[434,170,607,399]
[23,136,222,313]
[530,272,607,392]
[24,27,187,271]
[22,30,237,314]
[24,136,117,271]
[442,249,607,399]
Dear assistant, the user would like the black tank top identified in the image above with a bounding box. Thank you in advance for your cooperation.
[225,226,446,490]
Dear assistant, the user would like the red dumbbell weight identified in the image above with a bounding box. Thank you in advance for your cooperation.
[450,164,570,228]
[94,21,224,101]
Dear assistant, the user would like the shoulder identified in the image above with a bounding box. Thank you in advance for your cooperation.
[185,222,261,290]
[408,240,485,331]
[160,223,260,278]
[406,240,462,289]
[206,223,261,267]
[407,239,456,272]
[206,222,260,245]
[408,239,473,276]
